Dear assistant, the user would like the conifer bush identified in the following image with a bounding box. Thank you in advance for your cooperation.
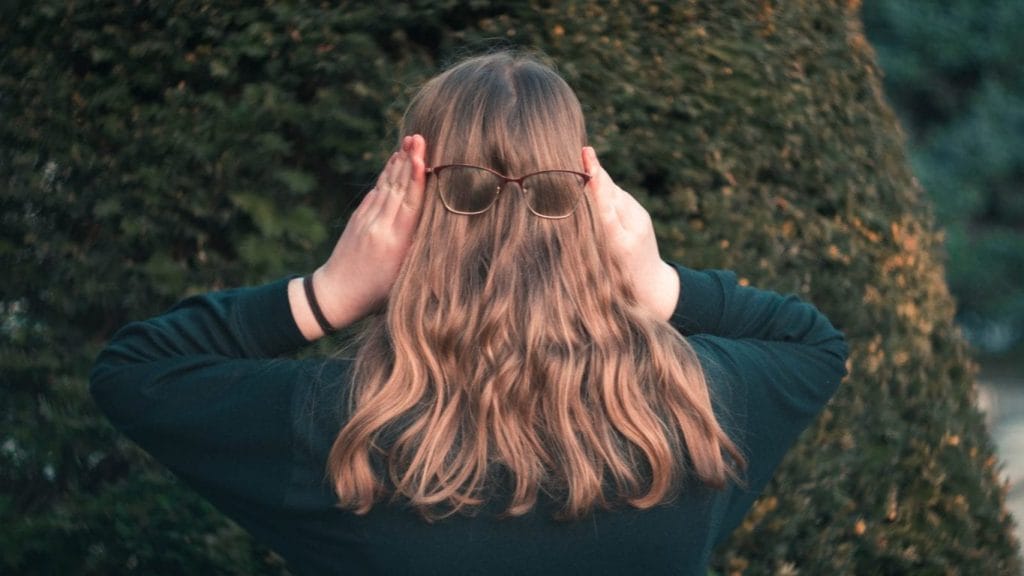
[2,1,1019,573]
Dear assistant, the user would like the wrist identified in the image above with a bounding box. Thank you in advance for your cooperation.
[304,274,337,335]
[288,277,327,341]
[287,267,366,341]
[316,263,390,328]
[312,266,365,331]
[634,260,680,322]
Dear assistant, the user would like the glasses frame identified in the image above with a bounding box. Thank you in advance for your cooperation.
[426,163,592,219]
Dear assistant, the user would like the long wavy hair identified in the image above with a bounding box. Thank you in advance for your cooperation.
[327,51,744,520]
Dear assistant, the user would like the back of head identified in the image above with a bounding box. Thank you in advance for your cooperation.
[328,51,742,520]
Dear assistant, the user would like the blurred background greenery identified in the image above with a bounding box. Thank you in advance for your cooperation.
[2,0,1021,574]
[863,0,1024,366]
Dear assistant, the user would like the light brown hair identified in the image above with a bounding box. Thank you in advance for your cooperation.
[327,51,744,519]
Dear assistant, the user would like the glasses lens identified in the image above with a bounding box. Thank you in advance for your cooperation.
[436,166,501,214]
[521,171,588,218]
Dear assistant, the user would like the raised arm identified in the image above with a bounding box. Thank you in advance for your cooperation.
[669,264,848,362]
[89,277,312,506]
[666,263,850,543]
[580,146,847,373]
[290,134,427,340]
[88,136,427,519]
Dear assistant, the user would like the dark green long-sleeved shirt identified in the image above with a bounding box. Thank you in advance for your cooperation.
[90,263,848,575]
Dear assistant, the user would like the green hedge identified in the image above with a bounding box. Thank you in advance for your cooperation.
[2,1,1019,573]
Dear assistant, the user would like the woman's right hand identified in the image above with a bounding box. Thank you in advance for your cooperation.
[289,134,427,340]
[582,147,680,321]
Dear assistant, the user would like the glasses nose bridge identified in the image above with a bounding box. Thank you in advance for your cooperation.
[500,175,528,195]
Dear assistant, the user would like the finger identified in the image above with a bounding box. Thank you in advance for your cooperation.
[583,147,623,231]
[391,137,413,188]
[363,152,399,221]
[392,137,427,231]
[402,134,427,212]
[379,142,416,222]
[377,147,403,189]
[353,175,385,219]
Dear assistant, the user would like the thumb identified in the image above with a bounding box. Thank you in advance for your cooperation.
[582,147,620,226]
[582,146,599,178]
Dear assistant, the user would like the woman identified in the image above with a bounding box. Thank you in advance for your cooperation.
[91,51,848,575]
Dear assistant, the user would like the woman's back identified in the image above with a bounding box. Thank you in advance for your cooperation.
[89,51,848,574]
[90,264,847,575]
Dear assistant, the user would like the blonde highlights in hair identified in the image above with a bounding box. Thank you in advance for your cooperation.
[327,51,744,519]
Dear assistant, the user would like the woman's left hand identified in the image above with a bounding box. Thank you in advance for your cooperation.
[582,146,679,321]
[290,134,427,339]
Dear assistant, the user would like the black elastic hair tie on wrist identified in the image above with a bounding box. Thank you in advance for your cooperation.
[303,275,336,334]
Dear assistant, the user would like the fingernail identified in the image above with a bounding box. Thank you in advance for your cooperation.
[402,137,412,152]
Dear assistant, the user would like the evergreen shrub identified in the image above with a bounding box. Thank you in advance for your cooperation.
[2,1,1019,573]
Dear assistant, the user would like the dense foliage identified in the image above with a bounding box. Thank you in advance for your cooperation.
[2,0,1019,573]
[862,0,1024,355]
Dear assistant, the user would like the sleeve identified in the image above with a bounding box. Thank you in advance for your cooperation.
[89,278,318,510]
[666,262,850,543]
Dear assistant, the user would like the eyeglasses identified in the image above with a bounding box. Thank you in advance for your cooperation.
[426,164,592,219]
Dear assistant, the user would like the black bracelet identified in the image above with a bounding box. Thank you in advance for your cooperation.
[303,275,336,334]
